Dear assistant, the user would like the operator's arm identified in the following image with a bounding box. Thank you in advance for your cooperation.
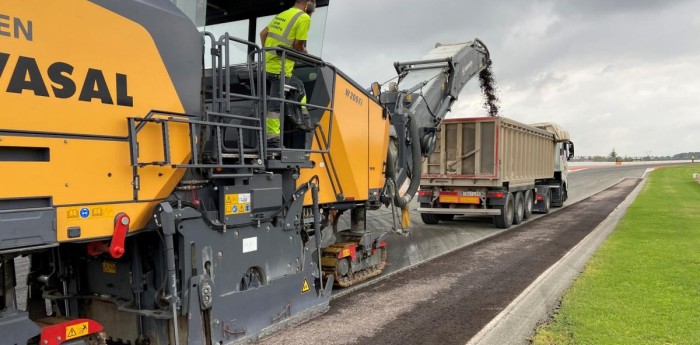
[260,27,269,46]
[292,40,307,53]
[292,14,311,53]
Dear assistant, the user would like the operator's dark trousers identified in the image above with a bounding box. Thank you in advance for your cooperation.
[267,73,306,113]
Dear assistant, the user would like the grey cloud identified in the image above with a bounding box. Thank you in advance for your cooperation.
[320,0,700,156]
[552,0,693,17]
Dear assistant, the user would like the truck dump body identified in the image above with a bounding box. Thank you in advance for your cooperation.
[422,117,556,188]
[418,116,570,228]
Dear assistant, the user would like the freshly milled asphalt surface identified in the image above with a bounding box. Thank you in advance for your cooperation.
[329,164,651,298]
[259,179,640,345]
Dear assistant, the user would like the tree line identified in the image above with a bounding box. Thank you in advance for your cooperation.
[570,150,700,162]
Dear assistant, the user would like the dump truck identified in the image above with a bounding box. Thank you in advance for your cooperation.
[417,117,574,228]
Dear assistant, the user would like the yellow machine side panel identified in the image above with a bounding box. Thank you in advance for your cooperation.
[0,1,192,241]
[0,132,188,204]
[0,135,187,241]
[0,136,133,204]
[0,0,184,137]
[367,101,390,192]
[301,76,372,205]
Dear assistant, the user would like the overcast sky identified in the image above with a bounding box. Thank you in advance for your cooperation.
[319,0,700,157]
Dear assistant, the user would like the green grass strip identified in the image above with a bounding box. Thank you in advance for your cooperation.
[532,165,700,345]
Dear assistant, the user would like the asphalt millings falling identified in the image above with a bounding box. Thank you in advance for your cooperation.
[479,66,500,117]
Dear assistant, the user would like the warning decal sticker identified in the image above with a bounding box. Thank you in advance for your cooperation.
[66,321,89,340]
[301,278,311,293]
[67,206,115,220]
[102,261,117,274]
[225,193,252,215]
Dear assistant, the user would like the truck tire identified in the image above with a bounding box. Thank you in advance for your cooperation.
[513,192,524,225]
[523,189,533,219]
[542,188,551,214]
[493,192,514,229]
[551,182,564,208]
[421,213,441,225]
[554,183,568,206]
[439,214,454,221]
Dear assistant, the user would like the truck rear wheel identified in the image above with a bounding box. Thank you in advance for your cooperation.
[523,189,533,219]
[494,192,514,229]
[421,213,441,225]
[513,192,524,225]
[541,188,551,214]
[551,182,567,207]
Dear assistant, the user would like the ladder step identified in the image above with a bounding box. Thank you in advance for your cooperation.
[221,153,261,159]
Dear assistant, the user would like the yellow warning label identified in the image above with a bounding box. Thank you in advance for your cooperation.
[342,248,351,258]
[66,321,89,340]
[301,278,311,293]
[66,206,115,220]
[102,261,117,274]
[67,208,79,219]
[224,193,252,215]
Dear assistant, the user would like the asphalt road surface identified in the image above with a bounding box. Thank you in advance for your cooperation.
[328,163,653,298]
[259,177,641,345]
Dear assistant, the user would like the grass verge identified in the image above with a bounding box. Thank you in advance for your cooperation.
[532,165,700,345]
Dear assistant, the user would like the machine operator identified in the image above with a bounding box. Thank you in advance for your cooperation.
[260,0,316,148]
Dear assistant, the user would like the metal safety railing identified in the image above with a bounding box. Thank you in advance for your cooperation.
[127,109,264,171]
[128,32,341,178]
[261,46,336,157]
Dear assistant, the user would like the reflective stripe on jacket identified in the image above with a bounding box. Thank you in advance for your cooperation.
[266,111,281,137]
[264,8,311,77]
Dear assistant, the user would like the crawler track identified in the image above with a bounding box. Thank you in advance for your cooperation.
[259,178,640,345]
[323,246,387,288]
[332,258,386,288]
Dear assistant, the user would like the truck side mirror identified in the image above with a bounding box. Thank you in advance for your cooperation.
[567,141,575,161]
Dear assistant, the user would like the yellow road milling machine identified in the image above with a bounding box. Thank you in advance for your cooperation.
[0,0,493,343]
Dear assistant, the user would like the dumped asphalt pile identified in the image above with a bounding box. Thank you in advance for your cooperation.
[479,66,500,117]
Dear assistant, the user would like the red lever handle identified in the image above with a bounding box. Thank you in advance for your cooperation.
[110,213,130,259]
